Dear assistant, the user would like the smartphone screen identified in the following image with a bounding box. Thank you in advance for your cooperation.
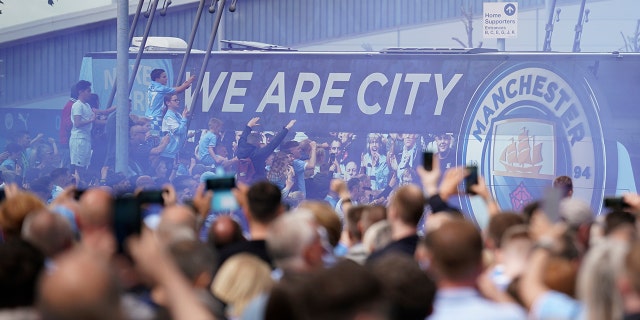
[137,190,165,222]
[112,196,142,253]
[138,190,165,205]
[604,197,629,209]
[423,152,434,171]
[543,187,562,223]
[465,165,478,194]
[206,176,239,213]
[74,189,86,200]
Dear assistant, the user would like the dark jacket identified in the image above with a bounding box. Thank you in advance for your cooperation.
[236,125,289,182]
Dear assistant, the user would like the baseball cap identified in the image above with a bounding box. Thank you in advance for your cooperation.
[559,198,594,227]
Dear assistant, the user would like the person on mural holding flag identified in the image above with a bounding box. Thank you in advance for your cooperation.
[388,133,422,186]
[361,133,390,191]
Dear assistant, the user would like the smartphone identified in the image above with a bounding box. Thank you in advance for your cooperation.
[112,196,142,253]
[604,197,630,209]
[543,187,562,223]
[206,176,239,212]
[423,151,434,171]
[137,190,165,205]
[329,153,336,163]
[465,165,478,194]
[137,190,165,219]
[74,189,86,200]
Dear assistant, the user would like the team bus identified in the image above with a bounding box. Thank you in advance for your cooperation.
[16,45,640,225]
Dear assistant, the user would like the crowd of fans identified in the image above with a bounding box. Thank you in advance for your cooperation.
[2,151,640,320]
[1,74,458,211]
[2,73,640,320]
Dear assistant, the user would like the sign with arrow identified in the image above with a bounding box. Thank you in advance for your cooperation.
[483,2,518,39]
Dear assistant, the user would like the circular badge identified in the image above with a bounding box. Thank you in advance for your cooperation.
[458,62,608,224]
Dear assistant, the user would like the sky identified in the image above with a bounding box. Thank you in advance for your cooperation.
[0,0,112,29]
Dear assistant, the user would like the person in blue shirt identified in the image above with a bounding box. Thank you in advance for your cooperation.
[281,140,317,199]
[160,94,191,174]
[146,69,195,136]
[198,117,224,167]
[425,219,527,320]
[0,143,23,176]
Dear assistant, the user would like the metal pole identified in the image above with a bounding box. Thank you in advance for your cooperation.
[129,0,146,42]
[186,0,227,129]
[572,0,588,52]
[497,0,505,51]
[116,0,130,174]
[106,0,145,110]
[127,0,161,95]
[175,0,207,86]
[542,0,557,51]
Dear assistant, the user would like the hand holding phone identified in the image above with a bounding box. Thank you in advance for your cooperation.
[206,176,239,212]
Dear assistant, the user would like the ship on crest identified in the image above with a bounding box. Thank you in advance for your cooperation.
[499,127,543,174]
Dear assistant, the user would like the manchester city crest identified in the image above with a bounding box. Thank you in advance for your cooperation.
[458,62,608,224]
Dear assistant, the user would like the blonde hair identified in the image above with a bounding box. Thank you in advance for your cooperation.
[577,239,628,320]
[211,254,274,318]
[207,117,223,134]
[298,201,342,248]
[0,191,46,238]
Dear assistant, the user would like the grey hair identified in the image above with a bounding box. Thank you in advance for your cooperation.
[266,209,317,270]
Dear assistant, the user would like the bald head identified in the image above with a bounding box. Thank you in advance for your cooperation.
[78,188,114,230]
[159,205,197,231]
[157,205,197,243]
[38,249,122,320]
[22,209,74,258]
[208,215,245,251]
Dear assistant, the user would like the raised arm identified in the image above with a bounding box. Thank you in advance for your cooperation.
[256,119,295,157]
[304,141,317,170]
[174,75,196,94]
[469,175,500,218]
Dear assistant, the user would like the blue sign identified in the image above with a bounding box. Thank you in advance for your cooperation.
[84,51,640,223]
